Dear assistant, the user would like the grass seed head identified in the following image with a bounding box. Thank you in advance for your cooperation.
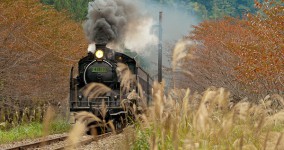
[43,106,55,137]
[74,111,102,123]
[66,121,86,149]
[82,83,112,98]
[116,63,136,93]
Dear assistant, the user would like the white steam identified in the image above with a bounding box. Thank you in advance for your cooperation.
[172,39,194,71]
[125,18,158,52]
[87,43,96,53]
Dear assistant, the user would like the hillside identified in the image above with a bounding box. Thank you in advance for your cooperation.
[40,0,258,20]
[0,0,87,114]
[173,1,284,99]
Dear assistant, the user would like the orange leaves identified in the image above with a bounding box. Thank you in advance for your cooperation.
[189,2,284,95]
[1,0,86,56]
[0,0,87,102]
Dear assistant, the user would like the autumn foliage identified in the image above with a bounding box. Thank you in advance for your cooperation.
[0,0,87,111]
[184,1,283,98]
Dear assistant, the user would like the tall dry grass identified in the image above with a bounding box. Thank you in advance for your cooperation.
[42,106,55,136]
[66,82,117,149]
[0,102,52,130]
[81,83,112,98]
[116,62,136,94]
[132,82,284,150]
[64,51,284,149]
[66,111,117,149]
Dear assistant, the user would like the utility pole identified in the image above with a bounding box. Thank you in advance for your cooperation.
[158,11,163,83]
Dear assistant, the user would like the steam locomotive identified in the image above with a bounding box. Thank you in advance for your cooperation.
[69,43,152,133]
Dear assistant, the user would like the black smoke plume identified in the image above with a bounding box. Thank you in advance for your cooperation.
[84,0,140,44]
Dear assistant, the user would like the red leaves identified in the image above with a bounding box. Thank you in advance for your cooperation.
[0,0,87,102]
[189,2,284,95]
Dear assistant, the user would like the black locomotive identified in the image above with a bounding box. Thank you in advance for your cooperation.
[69,43,152,133]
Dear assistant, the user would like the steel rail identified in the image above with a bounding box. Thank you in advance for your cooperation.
[54,132,112,150]
[55,129,124,150]
[6,135,68,150]
[5,129,124,150]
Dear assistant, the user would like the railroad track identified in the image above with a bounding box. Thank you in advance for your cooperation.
[55,132,114,150]
[5,135,68,150]
[6,130,123,150]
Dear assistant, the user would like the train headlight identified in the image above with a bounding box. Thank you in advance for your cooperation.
[95,50,104,59]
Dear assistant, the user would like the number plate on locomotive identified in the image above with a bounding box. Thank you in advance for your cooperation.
[92,67,108,73]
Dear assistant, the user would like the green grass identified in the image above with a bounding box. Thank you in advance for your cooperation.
[0,120,71,144]
[131,125,151,150]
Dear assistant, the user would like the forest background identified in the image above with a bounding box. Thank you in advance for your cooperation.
[40,0,257,20]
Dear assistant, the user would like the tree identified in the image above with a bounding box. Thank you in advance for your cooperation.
[0,0,87,107]
[189,2,208,19]
[40,0,258,21]
[174,21,247,98]
[209,0,238,19]
[41,0,92,21]
[187,1,283,98]
[40,0,54,5]
[230,1,284,94]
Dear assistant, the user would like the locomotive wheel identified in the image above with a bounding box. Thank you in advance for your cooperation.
[119,115,127,128]
[87,121,117,135]
[87,121,102,135]
[114,117,124,130]
[87,125,106,135]
[127,108,136,124]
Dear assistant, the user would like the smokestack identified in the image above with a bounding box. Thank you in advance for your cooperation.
[95,43,107,50]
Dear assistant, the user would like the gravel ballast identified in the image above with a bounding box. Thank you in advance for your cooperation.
[0,127,135,150]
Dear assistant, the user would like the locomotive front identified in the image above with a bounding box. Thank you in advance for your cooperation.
[80,44,118,87]
[70,44,119,119]
[69,42,154,134]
